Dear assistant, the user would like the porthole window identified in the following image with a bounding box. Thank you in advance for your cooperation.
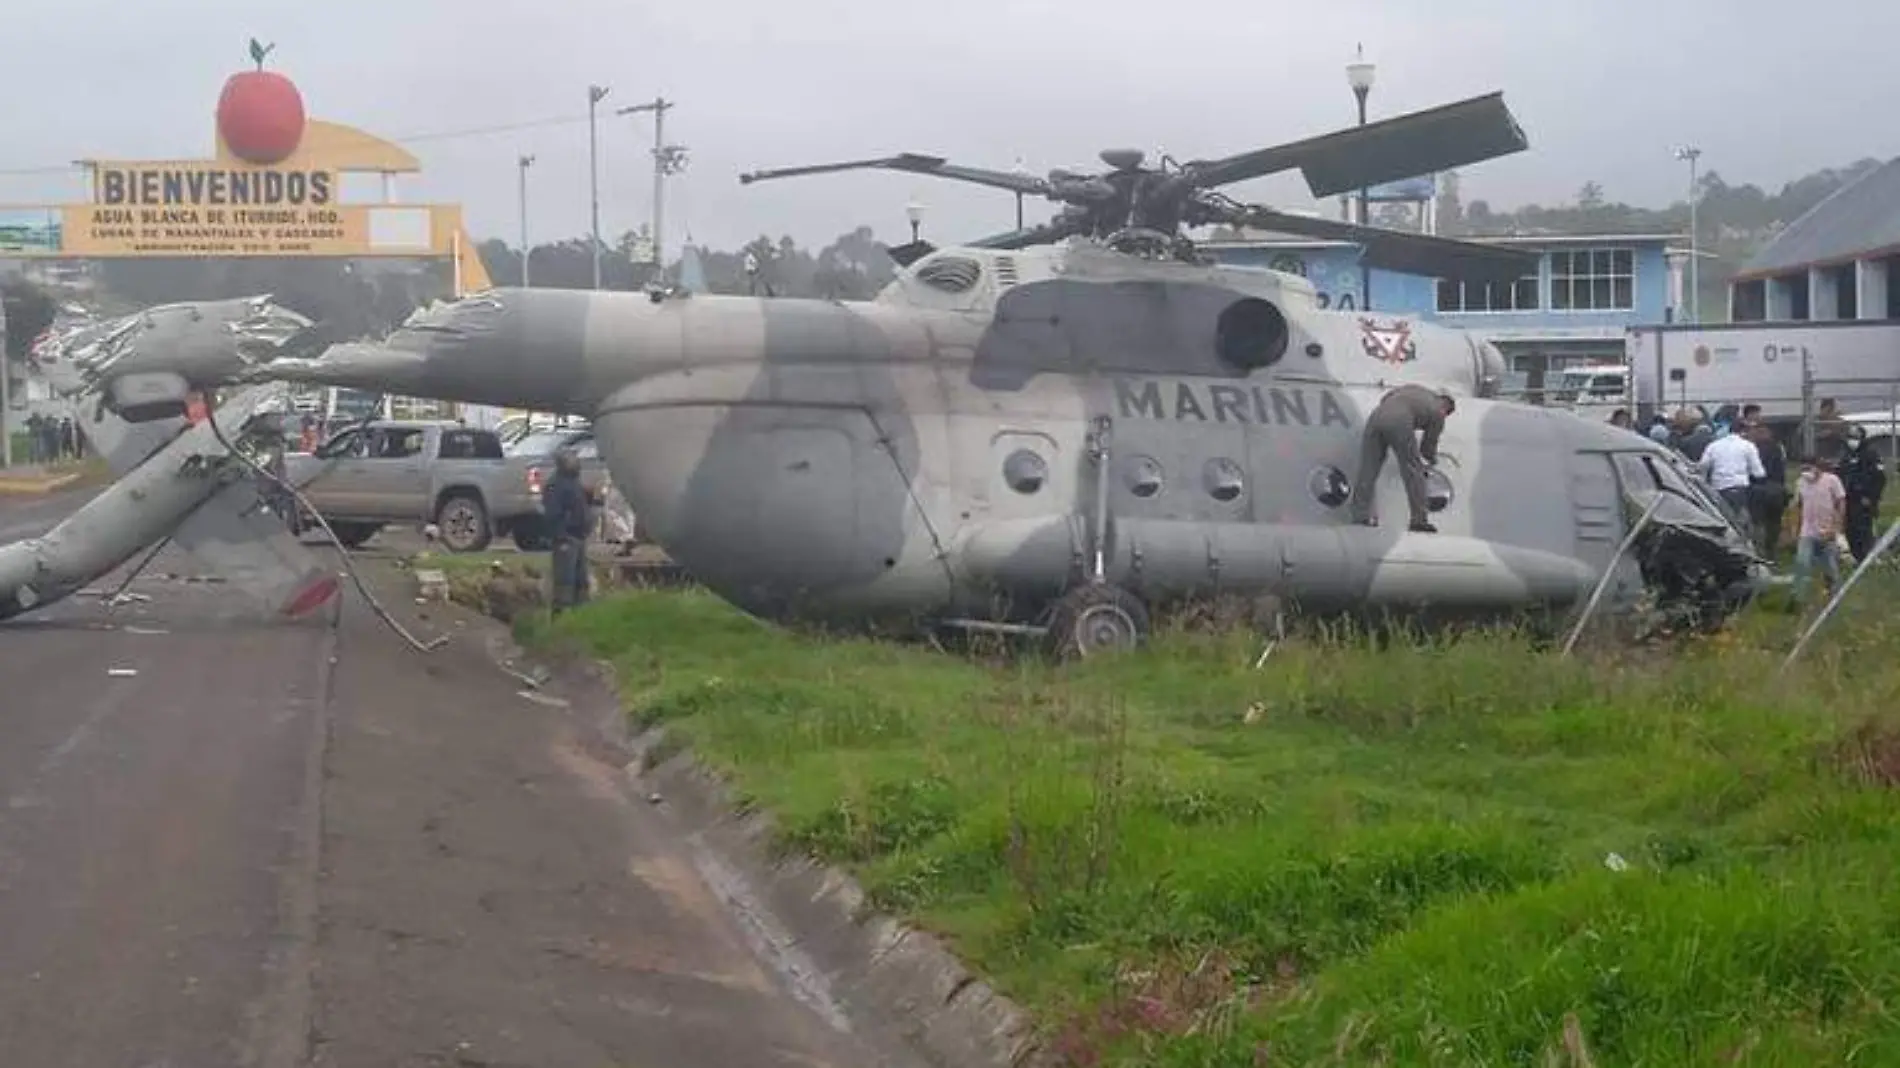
[1203,457,1245,503]
[1214,297,1290,371]
[1124,454,1164,498]
[1309,465,1351,508]
[1425,468,1454,513]
[1003,449,1047,494]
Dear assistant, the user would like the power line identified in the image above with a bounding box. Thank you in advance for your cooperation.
[0,112,594,178]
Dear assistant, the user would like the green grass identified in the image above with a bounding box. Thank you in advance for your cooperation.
[535,574,1900,1066]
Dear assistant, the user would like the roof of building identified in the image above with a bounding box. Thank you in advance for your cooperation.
[1738,157,1900,279]
[1200,229,1680,250]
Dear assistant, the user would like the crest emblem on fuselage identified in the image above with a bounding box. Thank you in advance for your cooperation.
[1358,317,1418,364]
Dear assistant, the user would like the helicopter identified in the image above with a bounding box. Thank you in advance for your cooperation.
[234,90,1763,655]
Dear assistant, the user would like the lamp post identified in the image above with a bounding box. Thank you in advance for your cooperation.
[906,198,925,244]
[517,154,535,288]
[587,84,611,289]
[1675,145,1702,324]
[1010,158,1031,231]
[618,97,685,279]
[1347,44,1376,311]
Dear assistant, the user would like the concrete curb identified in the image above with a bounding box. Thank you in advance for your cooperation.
[0,472,80,496]
[635,734,1049,1068]
[520,645,1052,1068]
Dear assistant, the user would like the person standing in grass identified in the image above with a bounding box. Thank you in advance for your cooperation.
[1792,455,1847,608]
[1747,420,1789,559]
[1840,425,1886,563]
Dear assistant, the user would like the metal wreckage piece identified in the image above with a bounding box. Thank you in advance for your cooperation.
[0,297,342,623]
[0,383,337,621]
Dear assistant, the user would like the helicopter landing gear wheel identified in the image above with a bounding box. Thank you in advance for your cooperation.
[1045,583,1151,661]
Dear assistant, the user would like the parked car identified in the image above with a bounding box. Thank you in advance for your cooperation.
[282,420,545,552]
[505,426,614,551]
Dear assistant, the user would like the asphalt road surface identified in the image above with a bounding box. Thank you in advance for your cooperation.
[0,493,912,1068]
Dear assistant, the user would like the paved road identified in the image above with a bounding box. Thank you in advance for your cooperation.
[0,494,915,1068]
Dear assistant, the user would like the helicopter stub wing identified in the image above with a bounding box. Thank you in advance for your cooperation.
[1184,92,1529,198]
[740,153,1052,197]
[1232,206,1539,285]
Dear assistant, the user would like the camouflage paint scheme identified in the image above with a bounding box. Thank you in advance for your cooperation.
[260,242,1763,632]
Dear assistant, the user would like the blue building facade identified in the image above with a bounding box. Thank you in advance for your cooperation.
[1201,233,1685,384]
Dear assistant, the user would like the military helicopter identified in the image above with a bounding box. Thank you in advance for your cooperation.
[232,90,1763,656]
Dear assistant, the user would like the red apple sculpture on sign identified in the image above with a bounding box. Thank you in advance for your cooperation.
[216,39,305,165]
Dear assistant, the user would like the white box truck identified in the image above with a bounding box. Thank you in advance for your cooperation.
[1627,321,1900,429]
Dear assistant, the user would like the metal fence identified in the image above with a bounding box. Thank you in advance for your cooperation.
[1493,350,1900,469]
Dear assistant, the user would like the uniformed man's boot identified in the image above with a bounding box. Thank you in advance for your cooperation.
[1409,519,1438,533]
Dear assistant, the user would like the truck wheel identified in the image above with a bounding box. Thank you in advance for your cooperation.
[436,493,492,553]
[512,518,551,553]
[329,522,382,550]
[1044,583,1151,661]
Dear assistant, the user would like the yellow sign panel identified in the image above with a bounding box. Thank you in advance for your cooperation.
[0,117,487,290]
[71,202,353,257]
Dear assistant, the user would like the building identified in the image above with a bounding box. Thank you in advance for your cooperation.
[1200,231,1686,386]
[1729,157,1900,322]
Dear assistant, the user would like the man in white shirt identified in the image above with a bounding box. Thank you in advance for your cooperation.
[1698,428,1766,540]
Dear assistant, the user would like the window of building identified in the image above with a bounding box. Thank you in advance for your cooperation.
[1550,248,1635,311]
[1436,274,1539,313]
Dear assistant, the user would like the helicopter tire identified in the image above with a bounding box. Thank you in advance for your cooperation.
[1045,582,1151,661]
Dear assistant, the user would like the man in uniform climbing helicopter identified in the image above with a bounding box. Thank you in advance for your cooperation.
[1349,384,1457,534]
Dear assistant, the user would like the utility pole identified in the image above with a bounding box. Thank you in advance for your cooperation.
[1675,146,1703,323]
[587,84,611,289]
[619,97,686,279]
[0,292,10,469]
[517,154,535,288]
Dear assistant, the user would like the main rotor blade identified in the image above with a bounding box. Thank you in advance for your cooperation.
[740,153,1050,197]
[1184,92,1529,197]
[1233,206,1539,285]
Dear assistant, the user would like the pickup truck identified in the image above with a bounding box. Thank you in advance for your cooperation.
[282,420,544,553]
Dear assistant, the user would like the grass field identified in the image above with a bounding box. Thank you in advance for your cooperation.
[504,551,1900,1067]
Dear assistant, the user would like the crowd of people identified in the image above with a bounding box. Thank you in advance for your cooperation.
[18,411,85,465]
[1607,400,1886,606]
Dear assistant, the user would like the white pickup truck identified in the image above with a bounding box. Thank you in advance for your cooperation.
[282,420,545,553]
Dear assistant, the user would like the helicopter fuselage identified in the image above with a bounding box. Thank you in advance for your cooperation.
[261,247,1759,633]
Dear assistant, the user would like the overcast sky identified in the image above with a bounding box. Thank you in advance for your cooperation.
[3,0,1894,254]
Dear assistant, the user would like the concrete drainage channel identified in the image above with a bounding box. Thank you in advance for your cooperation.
[485,631,1050,1068]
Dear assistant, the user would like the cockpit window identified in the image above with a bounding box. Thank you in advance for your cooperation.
[1612,451,1727,528]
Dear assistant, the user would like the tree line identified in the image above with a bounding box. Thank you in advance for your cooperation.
[472,223,900,301]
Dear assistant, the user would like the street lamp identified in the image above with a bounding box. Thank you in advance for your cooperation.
[1675,145,1703,324]
[517,154,535,288]
[1346,44,1376,310]
[906,198,925,244]
[587,84,611,289]
[1010,158,1031,230]
[618,97,684,277]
